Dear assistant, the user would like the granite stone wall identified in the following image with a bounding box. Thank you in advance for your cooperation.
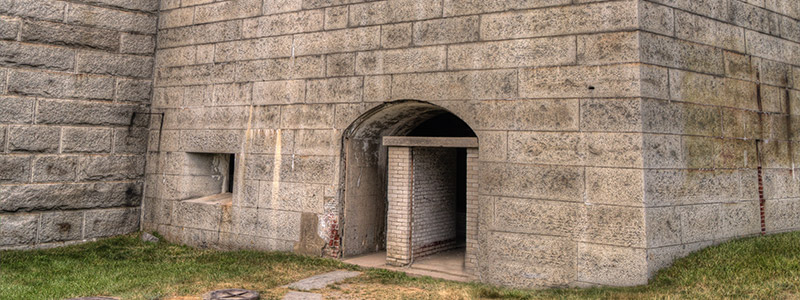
[0,0,157,249]
[639,0,800,277]
[143,0,800,289]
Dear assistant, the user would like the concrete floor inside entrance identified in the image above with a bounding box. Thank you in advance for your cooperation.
[343,248,470,282]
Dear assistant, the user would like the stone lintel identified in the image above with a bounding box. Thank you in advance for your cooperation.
[382,136,478,148]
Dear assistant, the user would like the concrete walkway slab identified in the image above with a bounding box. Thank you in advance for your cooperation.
[283,291,322,300]
[287,270,361,291]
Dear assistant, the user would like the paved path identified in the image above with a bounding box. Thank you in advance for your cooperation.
[282,270,361,299]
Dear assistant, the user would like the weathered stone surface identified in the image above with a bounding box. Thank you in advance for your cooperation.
[0,40,75,71]
[242,9,323,39]
[36,100,139,125]
[492,197,579,237]
[392,70,517,100]
[294,26,380,56]
[21,20,119,51]
[0,0,66,22]
[520,64,668,99]
[39,211,83,243]
[577,32,638,65]
[287,270,361,291]
[77,51,154,78]
[66,3,157,34]
[481,162,583,201]
[32,156,78,182]
[77,156,144,181]
[640,32,725,75]
[63,128,112,153]
[8,70,115,100]
[214,36,293,62]
[414,16,479,46]
[0,214,38,246]
[306,77,363,103]
[356,46,446,75]
[117,79,152,102]
[8,125,60,153]
[0,155,31,183]
[669,70,757,110]
[84,207,141,238]
[349,0,441,26]
[0,16,18,40]
[0,182,142,212]
[586,167,643,207]
[450,36,575,70]
[582,205,646,247]
[283,291,322,300]
[0,96,34,124]
[481,2,637,40]
[577,243,647,286]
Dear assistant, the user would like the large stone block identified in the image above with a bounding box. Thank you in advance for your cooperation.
[355,46,446,75]
[728,0,778,34]
[38,211,83,243]
[0,16,18,40]
[21,20,119,51]
[8,70,115,100]
[212,83,252,106]
[508,131,582,165]
[37,100,139,126]
[306,77,363,103]
[765,198,800,232]
[66,3,157,34]
[0,0,66,22]
[8,125,59,153]
[586,167,643,207]
[263,0,302,15]
[443,0,569,17]
[718,200,761,239]
[582,205,646,247]
[745,30,800,65]
[62,127,112,153]
[481,162,583,201]
[258,181,324,213]
[481,2,637,40]
[181,130,243,153]
[413,16,479,46]
[214,36,293,62]
[581,98,642,132]
[0,40,75,71]
[84,207,141,238]
[156,63,237,86]
[77,155,144,181]
[116,79,152,103]
[484,232,576,288]
[294,26,380,56]
[646,206,681,248]
[278,155,336,184]
[280,104,334,129]
[242,9,323,39]
[520,64,668,99]
[158,6,193,29]
[675,10,746,52]
[0,214,38,246]
[0,155,31,183]
[669,70,757,110]
[114,128,148,154]
[644,169,745,206]
[577,243,647,286]
[77,51,154,78]
[32,155,78,182]
[293,129,336,156]
[577,32,638,65]
[174,200,222,231]
[120,33,155,54]
[0,96,34,124]
[640,32,725,75]
[678,204,720,244]
[255,208,301,241]
[349,0,441,26]
[81,0,159,12]
[639,0,674,36]
[392,70,517,101]
[492,197,580,237]
[0,181,142,212]
[193,0,261,24]
[157,20,241,49]
[449,36,575,70]
[234,56,324,82]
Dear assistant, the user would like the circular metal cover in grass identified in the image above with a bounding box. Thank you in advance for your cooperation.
[203,289,260,300]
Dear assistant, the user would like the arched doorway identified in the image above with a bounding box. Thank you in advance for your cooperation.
[338,100,478,276]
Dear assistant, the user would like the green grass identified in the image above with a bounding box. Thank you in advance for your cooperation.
[1,232,799,299]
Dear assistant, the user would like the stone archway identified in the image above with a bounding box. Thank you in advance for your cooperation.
[337,100,478,275]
